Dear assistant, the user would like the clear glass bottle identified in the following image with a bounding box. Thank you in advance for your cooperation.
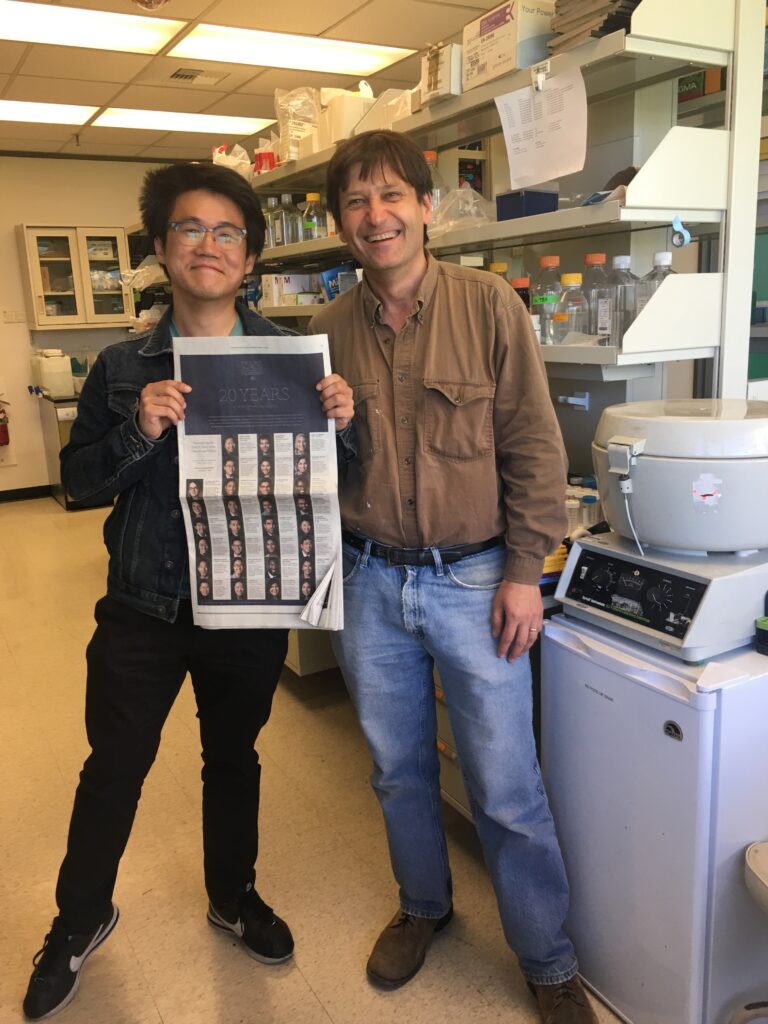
[510,277,531,310]
[264,196,279,250]
[553,273,589,343]
[423,150,449,214]
[303,192,327,241]
[565,497,581,536]
[609,255,639,346]
[635,251,676,316]
[531,255,561,344]
[274,193,302,246]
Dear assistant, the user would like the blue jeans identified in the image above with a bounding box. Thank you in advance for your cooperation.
[332,540,578,985]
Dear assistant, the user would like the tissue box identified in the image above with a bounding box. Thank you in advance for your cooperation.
[462,1,554,92]
[420,44,462,105]
[496,189,558,220]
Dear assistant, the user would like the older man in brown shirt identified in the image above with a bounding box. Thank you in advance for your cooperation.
[310,131,595,1024]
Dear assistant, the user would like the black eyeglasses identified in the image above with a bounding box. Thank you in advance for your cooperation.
[168,219,247,248]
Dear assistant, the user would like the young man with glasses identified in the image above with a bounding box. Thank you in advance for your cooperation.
[309,132,595,1024]
[22,162,353,1022]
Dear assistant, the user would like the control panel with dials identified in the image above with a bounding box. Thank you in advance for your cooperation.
[564,548,709,640]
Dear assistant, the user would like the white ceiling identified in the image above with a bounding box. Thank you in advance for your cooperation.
[0,0,500,160]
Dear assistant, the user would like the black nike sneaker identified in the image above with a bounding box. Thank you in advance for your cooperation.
[208,884,293,964]
[23,904,119,1021]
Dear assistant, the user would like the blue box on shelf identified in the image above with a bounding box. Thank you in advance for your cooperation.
[496,189,558,221]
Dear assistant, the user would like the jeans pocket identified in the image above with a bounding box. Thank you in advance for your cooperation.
[446,547,505,590]
[342,543,363,583]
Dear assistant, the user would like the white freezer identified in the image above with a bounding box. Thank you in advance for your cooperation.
[541,615,768,1024]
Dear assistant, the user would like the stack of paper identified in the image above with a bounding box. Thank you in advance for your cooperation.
[547,0,641,55]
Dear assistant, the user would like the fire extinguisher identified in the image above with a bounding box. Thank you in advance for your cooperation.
[0,395,10,447]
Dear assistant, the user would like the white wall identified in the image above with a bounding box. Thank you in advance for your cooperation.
[0,156,161,494]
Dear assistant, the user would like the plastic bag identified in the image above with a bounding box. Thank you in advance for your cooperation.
[429,183,496,238]
[212,143,253,183]
[120,256,167,291]
[274,87,320,162]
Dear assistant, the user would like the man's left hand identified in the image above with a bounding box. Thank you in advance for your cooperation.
[317,374,354,431]
[491,581,543,661]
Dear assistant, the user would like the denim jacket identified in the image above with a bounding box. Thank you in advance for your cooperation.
[61,300,298,622]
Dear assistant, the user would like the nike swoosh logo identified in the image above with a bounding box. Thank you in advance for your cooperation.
[69,922,106,973]
[233,918,245,937]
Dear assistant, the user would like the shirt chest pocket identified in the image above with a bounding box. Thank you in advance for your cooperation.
[423,379,495,461]
[351,380,382,457]
[106,383,142,421]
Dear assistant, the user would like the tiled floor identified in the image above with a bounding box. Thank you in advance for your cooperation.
[0,497,619,1024]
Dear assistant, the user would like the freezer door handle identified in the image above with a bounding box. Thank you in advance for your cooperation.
[544,621,711,703]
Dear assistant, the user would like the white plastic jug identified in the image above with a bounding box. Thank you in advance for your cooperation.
[31,350,74,398]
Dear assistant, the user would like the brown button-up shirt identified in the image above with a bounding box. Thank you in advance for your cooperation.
[309,253,567,585]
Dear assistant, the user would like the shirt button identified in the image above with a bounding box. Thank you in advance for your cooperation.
[398,374,406,383]
[406,497,415,507]
[400,416,409,424]
[164,559,174,569]
[404,457,412,465]
[171,509,181,519]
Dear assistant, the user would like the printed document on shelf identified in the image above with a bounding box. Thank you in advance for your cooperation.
[494,67,587,190]
[174,334,343,631]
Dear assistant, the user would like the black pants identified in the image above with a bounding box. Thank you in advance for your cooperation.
[55,596,288,933]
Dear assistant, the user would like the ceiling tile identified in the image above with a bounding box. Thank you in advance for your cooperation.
[138,144,211,159]
[78,125,166,144]
[0,137,67,153]
[239,68,358,97]
[134,55,259,92]
[0,41,28,75]
[369,52,422,86]
[57,140,147,156]
[202,94,275,119]
[0,121,74,140]
[112,83,227,112]
[203,0,365,35]
[19,45,152,82]
[5,76,120,105]
[54,0,209,17]
[329,0,483,49]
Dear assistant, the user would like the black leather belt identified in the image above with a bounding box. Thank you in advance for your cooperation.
[342,530,502,567]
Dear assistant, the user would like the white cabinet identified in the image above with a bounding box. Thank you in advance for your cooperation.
[17,225,133,330]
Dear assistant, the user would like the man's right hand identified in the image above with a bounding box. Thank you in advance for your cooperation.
[138,380,192,440]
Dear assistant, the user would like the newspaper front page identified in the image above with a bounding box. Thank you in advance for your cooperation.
[173,334,342,630]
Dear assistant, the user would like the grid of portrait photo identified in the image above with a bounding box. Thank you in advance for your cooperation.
[187,478,211,602]
[186,430,321,606]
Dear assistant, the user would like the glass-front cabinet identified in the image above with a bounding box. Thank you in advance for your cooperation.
[17,225,132,330]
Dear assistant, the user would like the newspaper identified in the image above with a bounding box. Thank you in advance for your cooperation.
[173,333,343,631]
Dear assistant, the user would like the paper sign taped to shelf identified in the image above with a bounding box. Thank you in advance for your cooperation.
[494,67,587,190]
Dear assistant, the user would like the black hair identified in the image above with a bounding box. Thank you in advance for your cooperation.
[140,162,266,258]
[325,130,432,224]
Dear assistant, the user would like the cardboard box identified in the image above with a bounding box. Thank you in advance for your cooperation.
[327,94,376,143]
[462,1,554,93]
[420,43,463,106]
[678,71,705,103]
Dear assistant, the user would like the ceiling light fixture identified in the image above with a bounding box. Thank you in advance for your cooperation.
[93,108,275,135]
[0,0,186,54]
[170,24,414,76]
[0,99,98,124]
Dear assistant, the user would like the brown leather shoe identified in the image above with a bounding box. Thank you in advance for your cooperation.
[366,907,453,988]
[529,977,598,1023]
